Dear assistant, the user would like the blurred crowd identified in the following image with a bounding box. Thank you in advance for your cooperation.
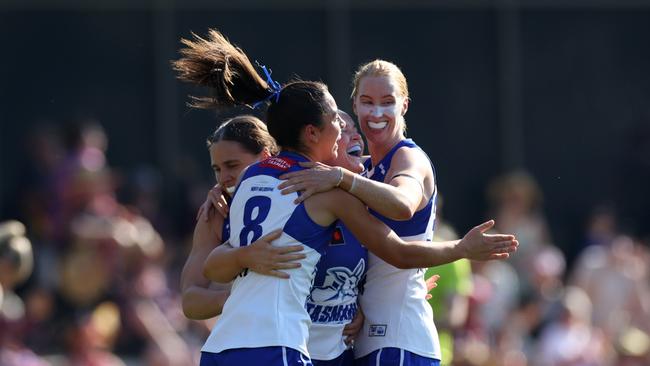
[1,120,649,366]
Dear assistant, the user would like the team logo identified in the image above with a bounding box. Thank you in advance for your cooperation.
[307,259,365,306]
[259,157,294,170]
[330,227,345,246]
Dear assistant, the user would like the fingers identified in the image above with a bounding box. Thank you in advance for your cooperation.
[425,274,440,292]
[281,182,304,195]
[277,244,304,254]
[207,191,221,212]
[217,194,229,215]
[260,229,283,242]
[293,190,313,205]
[200,202,213,222]
[490,253,510,260]
[201,205,216,223]
[272,261,302,270]
[475,219,495,233]
[279,171,305,182]
[273,254,306,264]
[491,240,518,252]
[426,294,433,300]
[484,234,516,242]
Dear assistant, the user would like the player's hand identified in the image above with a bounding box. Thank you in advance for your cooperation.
[240,230,306,279]
[278,162,343,204]
[343,306,364,347]
[458,220,519,261]
[196,184,229,222]
[425,274,440,300]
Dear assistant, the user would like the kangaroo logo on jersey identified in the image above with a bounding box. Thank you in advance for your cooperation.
[308,259,365,305]
[305,259,365,324]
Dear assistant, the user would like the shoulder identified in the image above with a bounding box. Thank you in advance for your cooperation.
[391,144,433,172]
[241,156,305,181]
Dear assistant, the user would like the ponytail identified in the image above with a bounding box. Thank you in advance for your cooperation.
[172,29,272,109]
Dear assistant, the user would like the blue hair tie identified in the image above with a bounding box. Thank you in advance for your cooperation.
[252,62,282,109]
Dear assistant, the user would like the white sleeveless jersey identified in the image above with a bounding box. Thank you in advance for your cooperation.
[202,152,335,357]
[355,139,442,360]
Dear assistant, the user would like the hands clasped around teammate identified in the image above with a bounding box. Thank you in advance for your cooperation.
[237,229,306,279]
[278,161,342,204]
[196,184,229,222]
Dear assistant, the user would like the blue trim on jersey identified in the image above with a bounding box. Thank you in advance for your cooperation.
[221,216,231,242]
[312,349,354,366]
[240,151,311,183]
[356,348,440,366]
[363,139,436,237]
[363,139,417,182]
[369,200,434,237]
[283,204,335,254]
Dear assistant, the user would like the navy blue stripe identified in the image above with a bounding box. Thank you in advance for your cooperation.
[283,204,335,254]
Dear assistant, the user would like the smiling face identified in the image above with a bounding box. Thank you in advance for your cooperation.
[324,111,364,173]
[209,140,267,194]
[308,91,343,163]
[353,75,408,148]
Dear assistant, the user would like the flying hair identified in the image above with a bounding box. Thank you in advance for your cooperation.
[172,29,273,109]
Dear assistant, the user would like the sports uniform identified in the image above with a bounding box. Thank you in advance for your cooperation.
[201,151,335,366]
[355,139,441,366]
[307,224,368,366]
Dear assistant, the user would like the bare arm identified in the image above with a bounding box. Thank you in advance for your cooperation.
[279,147,432,220]
[202,230,305,283]
[181,283,231,320]
[180,211,227,319]
[305,189,518,269]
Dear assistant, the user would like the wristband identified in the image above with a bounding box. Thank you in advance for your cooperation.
[349,174,359,193]
[335,167,344,187]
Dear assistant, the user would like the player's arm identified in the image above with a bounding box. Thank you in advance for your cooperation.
[180,211,229,319]
[338,146,432,219]
[182,283,231,320]
[307,189,518,269]
[279,148,430,221]
[203,230,306,283]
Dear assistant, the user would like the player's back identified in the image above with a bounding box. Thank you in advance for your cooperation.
[202,151,335,357]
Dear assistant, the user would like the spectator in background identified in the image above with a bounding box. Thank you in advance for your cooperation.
[13,118,199,366]
[487,171,554,298]
[0,220,48,366]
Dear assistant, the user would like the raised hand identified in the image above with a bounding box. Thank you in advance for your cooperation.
[196,184,229,222]
[240,229,307,279]
[458,220,519,261]
[278,162,343,204]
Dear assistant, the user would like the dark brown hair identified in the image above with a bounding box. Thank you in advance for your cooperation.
[173,29,332,152]
[207,115,279,156]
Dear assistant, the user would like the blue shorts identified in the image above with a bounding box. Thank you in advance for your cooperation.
[313,349,355,366]
[355,348,440,366]
[200,347,313,366]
